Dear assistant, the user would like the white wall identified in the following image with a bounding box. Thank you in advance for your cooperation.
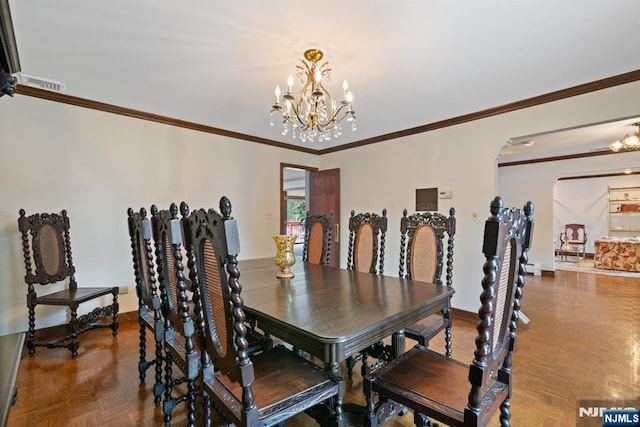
[321,123,498,314]
[2,80,640,334]
[0,96,318,335]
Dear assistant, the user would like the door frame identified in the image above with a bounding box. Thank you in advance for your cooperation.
[280,163,317,235]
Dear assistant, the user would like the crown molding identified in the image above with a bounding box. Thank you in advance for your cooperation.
[15,69,640,156]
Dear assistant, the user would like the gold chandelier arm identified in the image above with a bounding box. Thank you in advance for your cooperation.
[298,61,312,80]
[315,84,339,127]
[319,61,331,75]
[286,78,314,130]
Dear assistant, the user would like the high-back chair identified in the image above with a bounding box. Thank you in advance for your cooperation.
[126,207,163,406]
[150,203,203,426]
[363,197,534,427]
[347,209,388,274]
[18,209,119,358]
[182,196,343,427]
[178,201,271,358]
[302,211,333,265]
[559,223,587,261]
[345,209,390,377]
[399,207,456,356]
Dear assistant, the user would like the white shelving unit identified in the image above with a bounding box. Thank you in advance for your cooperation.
[608,186,640,233]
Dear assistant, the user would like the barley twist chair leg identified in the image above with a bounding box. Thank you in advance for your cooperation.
[138,321,147,382]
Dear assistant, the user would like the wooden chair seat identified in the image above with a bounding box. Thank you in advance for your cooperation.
[372,346,508,425]
[404,313,446,343]
[566,239,584,245]
[373,346,508,425]
[34,287,116,305]
[207,345,340,423]
[374,347,467,422]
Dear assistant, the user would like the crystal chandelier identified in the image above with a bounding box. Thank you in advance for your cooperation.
[270,49,356,143]
[609,123,640,152]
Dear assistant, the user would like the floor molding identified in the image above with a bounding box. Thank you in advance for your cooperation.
[451,308,476,323]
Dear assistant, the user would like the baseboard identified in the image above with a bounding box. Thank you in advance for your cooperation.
[117,311,138,323]
[541,269,555,277]
[451,308,476,323]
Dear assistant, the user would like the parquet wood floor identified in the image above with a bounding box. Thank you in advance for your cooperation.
[7,270,639,426]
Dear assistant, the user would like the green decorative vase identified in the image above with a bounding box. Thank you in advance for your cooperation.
[273,235,296,278]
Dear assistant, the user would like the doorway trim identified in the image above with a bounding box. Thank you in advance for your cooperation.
[280,163,318,235]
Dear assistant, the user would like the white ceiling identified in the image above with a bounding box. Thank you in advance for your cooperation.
[6,0,640,157]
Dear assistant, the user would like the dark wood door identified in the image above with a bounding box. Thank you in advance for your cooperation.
[309,168,340,267]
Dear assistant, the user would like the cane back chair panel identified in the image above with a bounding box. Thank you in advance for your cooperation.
[347,209,388,274]
[302,212,333,265]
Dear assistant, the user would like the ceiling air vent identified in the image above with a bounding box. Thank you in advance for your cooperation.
[16,73,66,93]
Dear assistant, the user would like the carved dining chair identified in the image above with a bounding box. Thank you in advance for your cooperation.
[363,197,534,427]
[399,207,456,357]
[559,223,587,261]
[178,201,272,357]
[345,209,390,377]
[182,196,344,427]
[347,209,388,274]
[151,203,203,426]
[302,211,333,265]
[18,209,119,358]
[126,207,163,405]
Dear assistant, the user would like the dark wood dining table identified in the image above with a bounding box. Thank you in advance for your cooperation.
[238,257,455,425]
